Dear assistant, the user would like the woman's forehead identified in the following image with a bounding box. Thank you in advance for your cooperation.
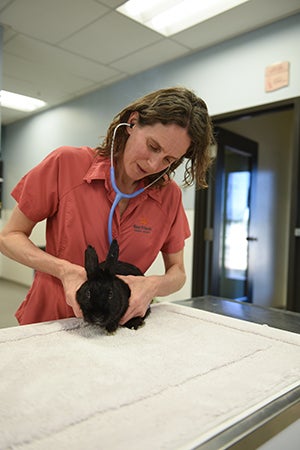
[146,122,191,157]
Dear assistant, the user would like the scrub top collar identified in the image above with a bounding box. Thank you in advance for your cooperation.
[83,154,165,205]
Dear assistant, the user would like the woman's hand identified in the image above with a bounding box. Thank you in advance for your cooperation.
[117,275,156,325]
[60,263,87,318]
[117,250,186,325]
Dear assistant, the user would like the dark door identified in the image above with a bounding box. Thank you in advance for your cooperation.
[193,127,258,302]
[287,99,300,312]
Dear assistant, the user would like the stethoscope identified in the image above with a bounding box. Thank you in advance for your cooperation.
[108,122,169,244]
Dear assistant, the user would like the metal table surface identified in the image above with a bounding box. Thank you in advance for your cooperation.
[175,296,300,334]
[175,296,300,449]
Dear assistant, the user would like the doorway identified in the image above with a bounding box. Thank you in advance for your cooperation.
[192,99,300,311]
[211,128,257,302]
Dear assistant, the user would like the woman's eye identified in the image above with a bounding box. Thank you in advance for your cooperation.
[149,142,160,152]
[165,157,174,165]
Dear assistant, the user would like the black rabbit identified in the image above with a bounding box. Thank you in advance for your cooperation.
[76,239,151,333]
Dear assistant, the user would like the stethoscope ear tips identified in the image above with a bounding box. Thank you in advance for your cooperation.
[129,123,134,128]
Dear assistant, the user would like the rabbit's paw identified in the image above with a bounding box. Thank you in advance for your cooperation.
[124,316,145,330]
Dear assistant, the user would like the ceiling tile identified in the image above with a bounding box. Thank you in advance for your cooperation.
[3,52,100,101]
[0,0,109,44]
[0,0,11,12]
[111,39,190,74]
[4,35,122,83]
[1,106,30,123]
[172,0,300,49]
[60,11,162,64]
[96,0,125,8]
[2,24,16,43]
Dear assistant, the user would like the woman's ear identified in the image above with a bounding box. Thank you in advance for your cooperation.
[127,111,139,131]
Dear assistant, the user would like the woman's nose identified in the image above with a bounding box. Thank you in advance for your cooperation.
[147,154,163,172]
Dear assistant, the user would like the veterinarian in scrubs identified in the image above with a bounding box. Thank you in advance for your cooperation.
[0,87,214,326]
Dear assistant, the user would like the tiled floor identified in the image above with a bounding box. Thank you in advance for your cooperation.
[0,278,29,328]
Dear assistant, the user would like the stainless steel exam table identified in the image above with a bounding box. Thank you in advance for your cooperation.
[176,296,300,449]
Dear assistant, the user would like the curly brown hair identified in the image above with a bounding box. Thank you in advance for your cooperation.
[96,86,215,189]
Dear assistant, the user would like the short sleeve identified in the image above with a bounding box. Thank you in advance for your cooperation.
[11,146,94,223]
[160,188,191,254]
[11,149,61,222]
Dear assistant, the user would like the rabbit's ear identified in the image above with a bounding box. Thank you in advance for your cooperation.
[85,245,100,279]
[105,239,119,274]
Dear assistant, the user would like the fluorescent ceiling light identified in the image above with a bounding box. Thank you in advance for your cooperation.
[0,90,47,112]
[117,0,250,36]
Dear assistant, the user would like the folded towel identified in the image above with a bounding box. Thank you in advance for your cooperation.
[0,303,300,449]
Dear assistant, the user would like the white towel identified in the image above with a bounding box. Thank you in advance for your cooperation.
[0,303,300,450]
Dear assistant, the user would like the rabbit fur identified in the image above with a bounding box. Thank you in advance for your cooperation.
[76,239,151,332]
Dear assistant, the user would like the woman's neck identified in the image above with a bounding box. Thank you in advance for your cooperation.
[114,164,139,194]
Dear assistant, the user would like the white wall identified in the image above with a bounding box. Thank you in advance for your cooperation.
[1,14,300,300]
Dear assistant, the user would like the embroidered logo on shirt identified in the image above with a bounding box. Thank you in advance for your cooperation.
[133,216,152,234]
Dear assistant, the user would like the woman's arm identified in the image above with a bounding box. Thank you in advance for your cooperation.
[118,249,186,324]
[0,205,85,317]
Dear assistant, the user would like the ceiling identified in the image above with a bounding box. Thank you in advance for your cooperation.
[0,0,299,125]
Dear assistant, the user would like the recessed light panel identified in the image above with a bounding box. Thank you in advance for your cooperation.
[117,0,250,36]
[0,90,47,112]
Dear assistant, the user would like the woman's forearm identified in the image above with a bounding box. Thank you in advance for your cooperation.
[149,264,186,298]
[0,231,69,279]
[0,205,71,279]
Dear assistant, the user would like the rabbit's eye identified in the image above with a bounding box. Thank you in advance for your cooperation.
[108,289,113,301]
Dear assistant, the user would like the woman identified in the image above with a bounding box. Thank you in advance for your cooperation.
[0,87,214,326]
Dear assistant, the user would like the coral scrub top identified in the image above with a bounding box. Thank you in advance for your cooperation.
[11,146,191,325]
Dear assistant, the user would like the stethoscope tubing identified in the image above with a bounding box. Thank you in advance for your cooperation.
[108,122,170,244]
[108,166,144,244]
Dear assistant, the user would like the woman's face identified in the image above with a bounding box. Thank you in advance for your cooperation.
[119,121,191,185]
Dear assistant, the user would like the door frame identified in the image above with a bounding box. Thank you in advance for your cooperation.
[192,97,300,311]
[210,127,258,302]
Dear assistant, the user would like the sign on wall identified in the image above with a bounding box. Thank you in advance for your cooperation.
[265,61,290,92]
